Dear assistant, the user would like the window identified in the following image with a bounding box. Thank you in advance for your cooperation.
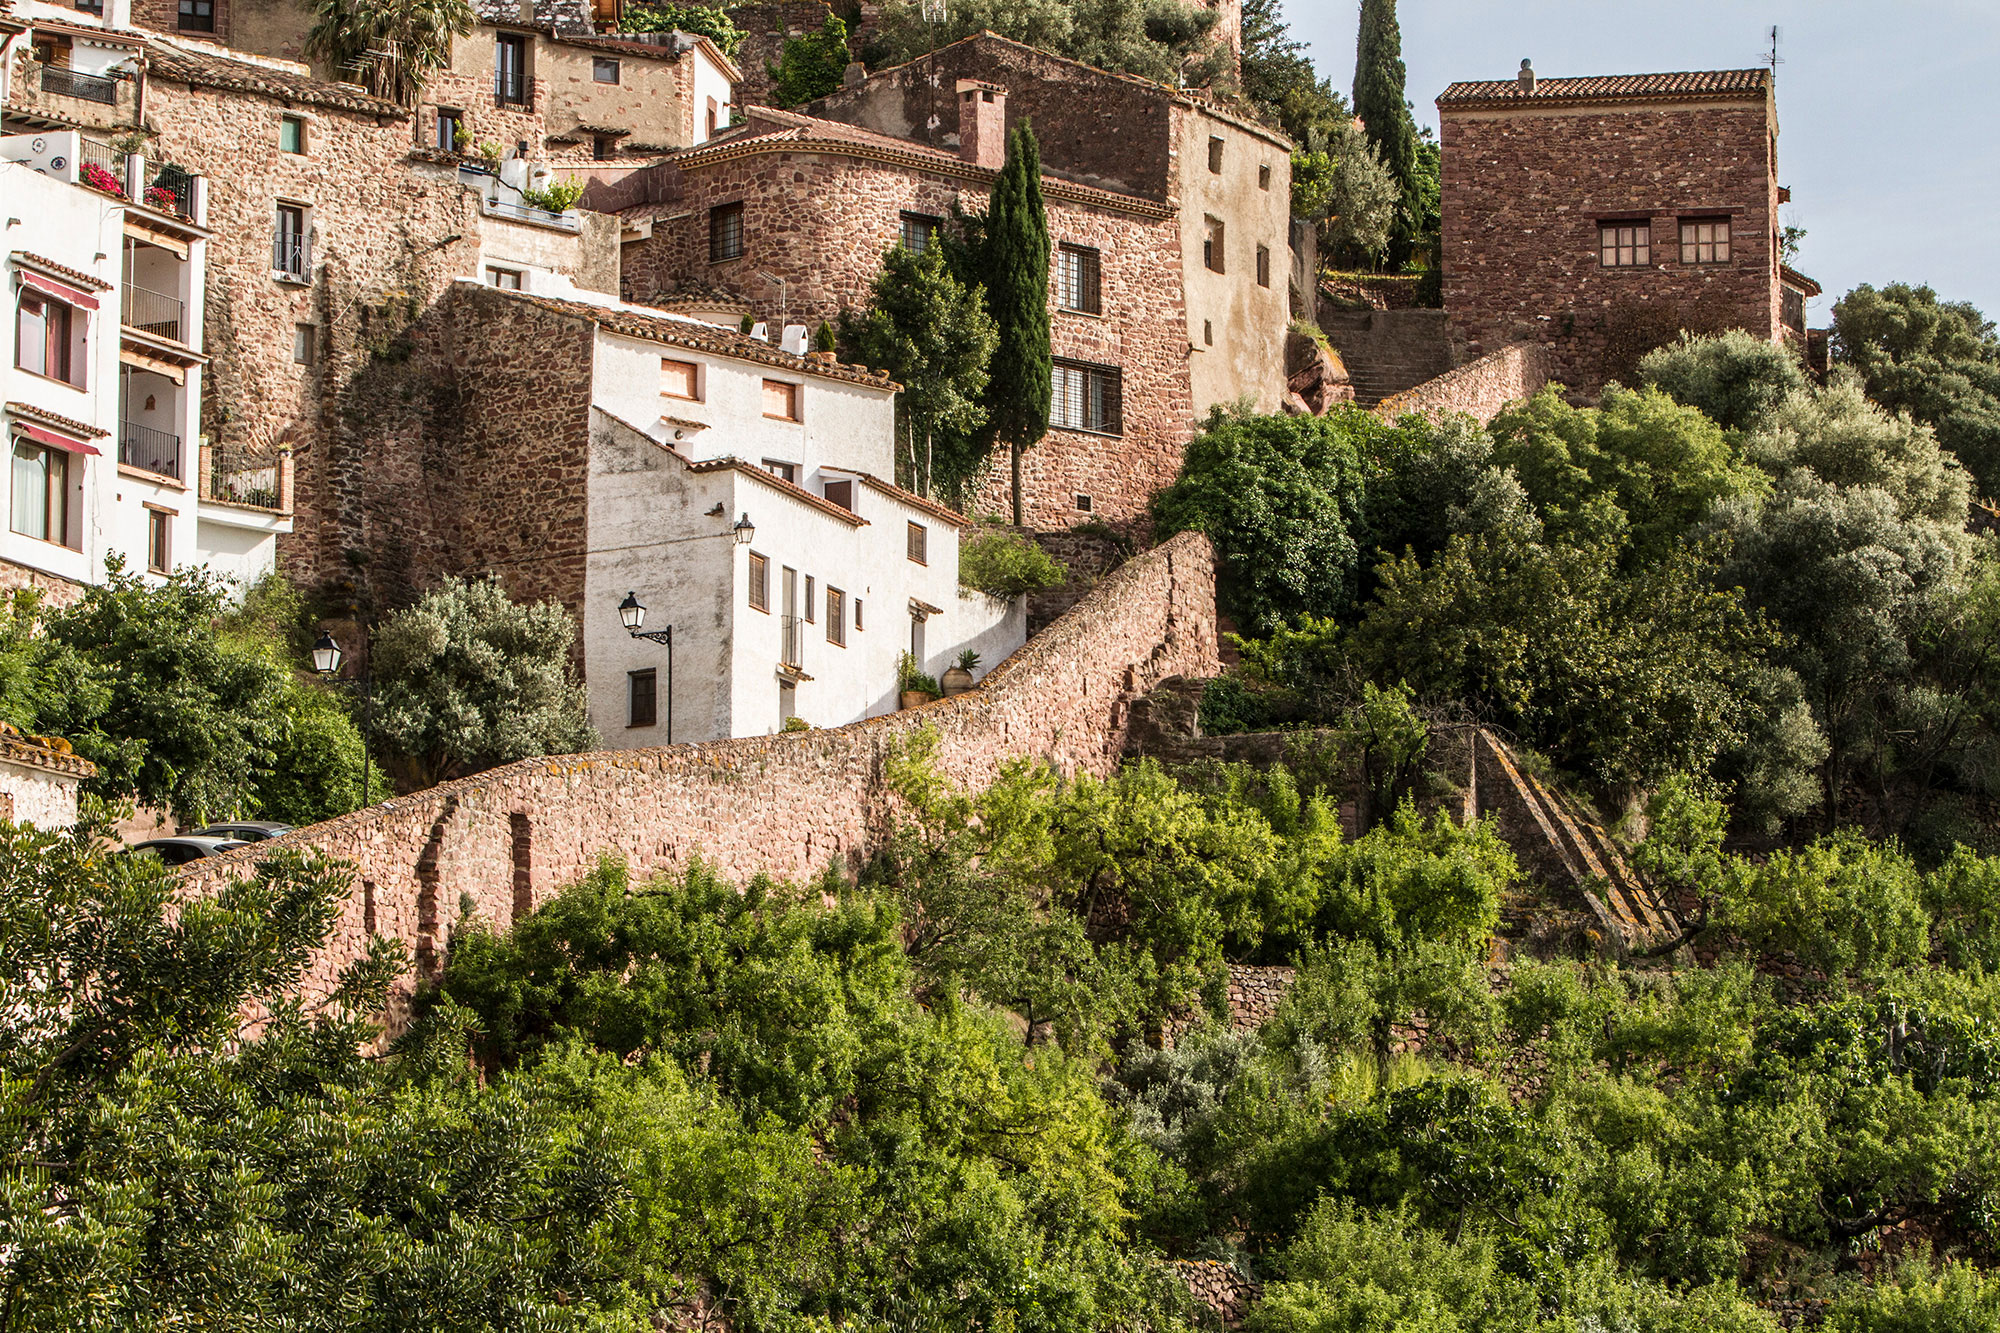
[1679,217,1732,264]
[748,552,769,611]
[146,508,170,573]
[899,211,941,253]
[709,202,744,261]
[1599,221,1650,268]
[178,0,213,31]
[1203,216,1225,273]
[593,136,613,161]
[627,668,657,727]
[495,33,528,105]
[1202,319,1213,346]
[1075,493,1093,512]
[826,586,846,645]
[761,379,800,421]
[1207,136,1224,173]
[1051,361,1122,435]
[279,115,305,154]
[763,459,796,484]
[10,441,72,546]
[805,574,815,622]
[660,357,699,400]
[855,598,863,631]
[593,56,620,83]
[1057,244,1101,314]
[1256,244,1271,288]
[16,293,79,386]
[436,108,463,153]
[906,521,927,565]
[1258,163,1271,190]
[823,478,852,510]
[273,203,310,280]
[293,323,316,365]
[705,96,719,138]
[484,266,523,290]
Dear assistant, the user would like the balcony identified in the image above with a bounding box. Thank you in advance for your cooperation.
[119,422,181,480]
[123,283,183,343]
[272,232,312,283]
[40,64,121,106]
[480,195,579,232]
[144,170,197,221]
[782,614,805,669]
[206,445,287,511]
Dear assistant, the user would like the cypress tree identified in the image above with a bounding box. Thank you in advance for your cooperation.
[1352,0,1421,265]
[983,120,1051,526]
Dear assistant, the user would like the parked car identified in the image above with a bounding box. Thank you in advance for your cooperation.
[130,836,249,865]
[191,821,295,842]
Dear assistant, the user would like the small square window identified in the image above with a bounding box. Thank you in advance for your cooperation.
[627,668,657,728]
[436,108,463,153]
[824,479,853,510]
[178,0,213,31]
[1202,319,1213,346]
[1599,221,1651,268]
[146,508,170,573]
[1203,216,1225,274]
[762,378,800,422]
[1258,163,1271,190]
[1207,136,1224,173]
[593,56,619,84]
[906,521,927,565]
[748,552,769,611]
[1679,217,1732,264]
[1058,244,1101,314]
[709,201,744,262]
[279,116,305,154]
[900,211,941,254]
[1075,493,1093,512]
[485,266,524,290]
[660,357,699,400]
[293,323,316,364]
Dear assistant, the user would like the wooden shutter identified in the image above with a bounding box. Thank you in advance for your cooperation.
[824,479,853,510]
[762,379,799,420]
[748,553,768,610]
[906,522,927,564]
[660,358,698,399]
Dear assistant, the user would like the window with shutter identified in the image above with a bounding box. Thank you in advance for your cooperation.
[907,522,927,564]
[761,379,800,421]
[827,587,846,645]
[824,479,853,510]
[627,669,657,727]
[660,358,699,400]
[748,552,769,611]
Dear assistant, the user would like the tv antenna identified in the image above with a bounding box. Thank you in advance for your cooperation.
[920,0,946,22]
[1765,25,1783,76]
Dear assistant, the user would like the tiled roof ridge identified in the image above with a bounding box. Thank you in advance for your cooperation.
[0,724,97,779]
[10,250,113,291]
[850,471,967,527]
[687,456,871,526]
[1439,67,1770,106]
[146,35,409,117]
[463,282,901,390]
[672,109,1176,220]
[7,400,111,439]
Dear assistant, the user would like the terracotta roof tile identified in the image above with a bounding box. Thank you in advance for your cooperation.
[855,473,966,527]
[1438,68,1770,108]
[7,400,110,438]
[10,250,113,291]
[146,38,408,117]
[462,282,900,389]
[688,457,870,526]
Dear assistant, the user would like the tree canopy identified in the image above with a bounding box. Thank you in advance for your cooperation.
[870,0,1227,89]
[1834,282,2000,498]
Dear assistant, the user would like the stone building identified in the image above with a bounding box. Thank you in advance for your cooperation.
[1437,62,1818,391]
[333,277,1022,742]
[611,32,1292,528]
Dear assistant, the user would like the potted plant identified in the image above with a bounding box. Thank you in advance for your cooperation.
[940,649,979,697]
[80,162,127,199]
[896,651,940,710]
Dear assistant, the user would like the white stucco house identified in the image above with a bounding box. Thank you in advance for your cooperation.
[2,126,290,600]
[440,277,1026,744]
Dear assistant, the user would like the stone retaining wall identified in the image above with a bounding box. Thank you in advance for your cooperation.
[177,534,1219,1013]
[1374,341,1549,425]
[1171,1260,1260,1328]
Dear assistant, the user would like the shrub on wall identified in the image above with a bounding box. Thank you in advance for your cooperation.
[617,0,745,54]
[958,530,1067,597]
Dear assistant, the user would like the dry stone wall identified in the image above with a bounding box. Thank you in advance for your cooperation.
[176,533,1219,1013]
[1374,341,1550,425]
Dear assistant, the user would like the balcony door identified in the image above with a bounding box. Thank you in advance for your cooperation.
[781,566,800,668]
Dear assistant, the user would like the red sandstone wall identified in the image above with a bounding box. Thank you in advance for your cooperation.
[1373,341,1549,425]
[619,148,1194,528]
[176,532,1219,1010]
[1440,98,1780,392]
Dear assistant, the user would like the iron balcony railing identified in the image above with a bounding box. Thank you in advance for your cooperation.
[123,283,183,343]
[119,422,181,479]
[210,449,282,510]
[40,64,121,105]
[781,615,805,670]
[272,232,312,281]
[76,137,130,188]
[147,169,197,219]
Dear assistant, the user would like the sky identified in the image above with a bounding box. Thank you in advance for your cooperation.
[1288,0,2000,325]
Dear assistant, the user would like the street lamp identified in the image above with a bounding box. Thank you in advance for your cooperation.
[313,629,376,808]
[620,590,674,743]
[733,512,755,545]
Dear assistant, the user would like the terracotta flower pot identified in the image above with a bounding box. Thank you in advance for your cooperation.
[940,665,974,697]
[900,689,936,710]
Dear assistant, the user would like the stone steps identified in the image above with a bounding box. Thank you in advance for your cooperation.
[1315,308,1454,409]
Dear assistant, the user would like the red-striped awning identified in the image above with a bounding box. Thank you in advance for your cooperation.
[10,423,102,456]
[17,269,101,311]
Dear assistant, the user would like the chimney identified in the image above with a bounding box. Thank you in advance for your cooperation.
[1517,58,1535,94]
[955,79,1007,169]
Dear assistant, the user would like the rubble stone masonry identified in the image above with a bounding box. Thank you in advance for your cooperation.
[1440,83,1781,392]
[175,531,1220,1017]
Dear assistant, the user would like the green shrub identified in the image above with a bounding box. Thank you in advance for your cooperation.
[616,0,744,54]
[958,530,1066,597]
[520,179,584,213]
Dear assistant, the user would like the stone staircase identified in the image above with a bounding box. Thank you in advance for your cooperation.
[1315,308,1454,408]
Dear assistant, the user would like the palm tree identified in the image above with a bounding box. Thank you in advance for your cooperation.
[307,0,474,106]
